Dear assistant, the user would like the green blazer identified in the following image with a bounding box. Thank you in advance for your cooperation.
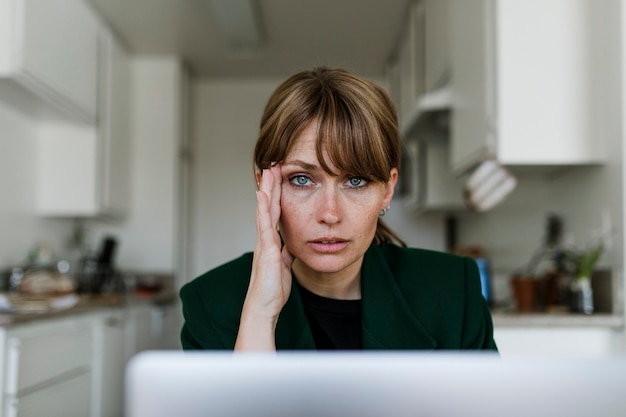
[180,243,498,351]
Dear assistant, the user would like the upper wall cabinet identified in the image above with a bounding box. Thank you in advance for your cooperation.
[36,27,131,218]
[0,0,99,123]
[390,0,453,138]
[96,29,132,216]
[423,0,451,91]
[450,0,615,174]
[395,1,426,133]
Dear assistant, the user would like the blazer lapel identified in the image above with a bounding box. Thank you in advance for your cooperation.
[275,281,316,350]
[361,244,437,350]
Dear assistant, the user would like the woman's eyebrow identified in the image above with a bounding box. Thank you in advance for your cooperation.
[282,160,318,171]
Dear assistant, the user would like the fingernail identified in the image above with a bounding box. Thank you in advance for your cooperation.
[270,161,278,167]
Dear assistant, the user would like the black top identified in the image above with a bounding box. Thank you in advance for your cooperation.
[298,283,363,350]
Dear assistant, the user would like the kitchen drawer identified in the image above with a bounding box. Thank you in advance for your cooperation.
[4,317,92,395]
[6,371,91,417]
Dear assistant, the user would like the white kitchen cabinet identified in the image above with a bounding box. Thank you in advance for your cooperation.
[396,1,425,134]
[494,326,624,357]
[9,373,91,417]
[390,0,456,138]
[125,304,159,355]
[91,309,127,417]
[85,303,180,417]
[0,301,180,417]
[96,304,180,415]
[0,0,99,123]
[450,0,612,174]
[1,315,94,417]
[95,30,132,217]
[423,0,451,91]
[152,303,183,350]
[85,58,190,277]
[36,28,131,217]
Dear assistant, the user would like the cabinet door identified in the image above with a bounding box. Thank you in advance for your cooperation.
[397,2,426,132]
[36,121,100,216]
[17,0,99,122]
[449,0,494,174]
[36,30,131,218]
[424,0,451,91]
[154,303,183,350]
[3,317,93,417]
[494,327,622,357]
[7,372,91,417]
[451,0,611,171]
[495,0,605,164]
[98,31,131,216]
[92,311,126,417]
[5,321,92,394]
[125,305,158,356]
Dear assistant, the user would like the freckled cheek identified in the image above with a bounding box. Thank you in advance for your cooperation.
[279,189,309,228]
[347,193,383,216]
[280,187,300,211]
[347,193,384,236]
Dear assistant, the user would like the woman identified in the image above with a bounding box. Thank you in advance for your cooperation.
[180,67,497,351]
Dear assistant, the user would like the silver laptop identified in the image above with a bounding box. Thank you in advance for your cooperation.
[126,351,626,417]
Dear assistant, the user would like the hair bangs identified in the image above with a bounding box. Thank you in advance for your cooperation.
[314,90,391,183]
[255,86,320,170]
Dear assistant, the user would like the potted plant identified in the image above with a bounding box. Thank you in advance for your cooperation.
[566,243,604,314]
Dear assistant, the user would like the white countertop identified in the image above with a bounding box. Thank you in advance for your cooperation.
[492,312,624,328]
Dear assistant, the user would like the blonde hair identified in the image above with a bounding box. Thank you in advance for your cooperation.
[253,67,405,246]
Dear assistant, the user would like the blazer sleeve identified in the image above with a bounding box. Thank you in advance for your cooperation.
[179,281,227,350]
[460,257,498,351]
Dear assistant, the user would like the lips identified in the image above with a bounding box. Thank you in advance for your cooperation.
[308,238,349,253]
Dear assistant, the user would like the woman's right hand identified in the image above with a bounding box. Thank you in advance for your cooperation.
[235,163,295,351]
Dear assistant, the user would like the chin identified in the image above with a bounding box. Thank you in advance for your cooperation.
[295,253,361,275]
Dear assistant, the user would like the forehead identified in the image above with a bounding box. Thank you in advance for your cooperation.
[285,123,318,160]
[283,123,341,176]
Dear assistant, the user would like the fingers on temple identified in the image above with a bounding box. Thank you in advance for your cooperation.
[256,189,273,241]
[269,164,282,224]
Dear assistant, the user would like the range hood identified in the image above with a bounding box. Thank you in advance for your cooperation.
[401,86,452,139]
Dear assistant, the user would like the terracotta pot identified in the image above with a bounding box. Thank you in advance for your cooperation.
[511,276,537,313]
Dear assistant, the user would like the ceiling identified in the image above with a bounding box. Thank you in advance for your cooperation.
[87,0,412,79]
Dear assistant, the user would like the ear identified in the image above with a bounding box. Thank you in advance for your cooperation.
[255,170,262,190]
[382,168,398,208]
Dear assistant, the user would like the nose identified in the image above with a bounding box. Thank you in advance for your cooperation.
[316,187,341,224]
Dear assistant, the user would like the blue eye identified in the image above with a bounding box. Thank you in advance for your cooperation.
[347,177,367,188]
[290,175,312,187]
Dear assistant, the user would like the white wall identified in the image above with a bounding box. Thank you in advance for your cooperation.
[0,99,72,268]
[188,79,273,278]
[88,57,186,275]
[188,78,446,279]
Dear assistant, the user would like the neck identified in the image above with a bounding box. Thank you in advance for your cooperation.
[292,259,362,300]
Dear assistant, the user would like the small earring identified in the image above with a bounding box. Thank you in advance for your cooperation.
[379,205,390,217]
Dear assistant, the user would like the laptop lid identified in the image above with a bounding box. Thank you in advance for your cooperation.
[126,351,626,417]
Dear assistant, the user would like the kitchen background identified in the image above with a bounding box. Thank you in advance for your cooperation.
[1,0,626,414]
[0,0,625,361]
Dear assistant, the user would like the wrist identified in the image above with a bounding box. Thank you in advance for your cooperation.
[235,310,278,351]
